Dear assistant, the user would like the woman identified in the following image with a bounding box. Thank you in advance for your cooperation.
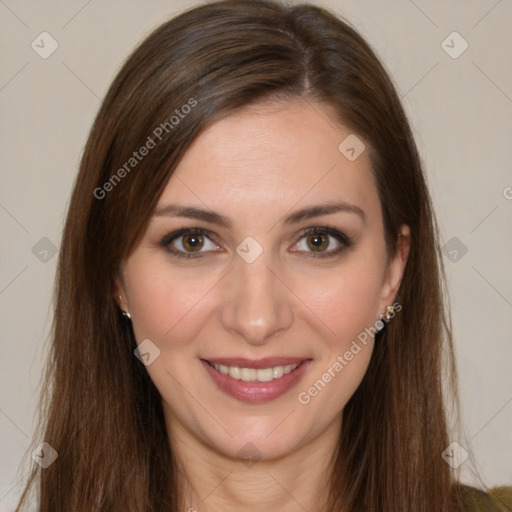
[16,1,511,510]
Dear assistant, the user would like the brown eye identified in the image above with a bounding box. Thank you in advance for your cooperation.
[292,227,352,258]
[306,232,329,252]
[162,228,220,258]
[182,233,204,252]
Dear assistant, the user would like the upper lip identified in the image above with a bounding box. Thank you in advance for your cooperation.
[203,357,311,369]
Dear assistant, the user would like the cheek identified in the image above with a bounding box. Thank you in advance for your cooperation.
[123,258,221,349]
[292,256,385,410]
[300,262,384,344]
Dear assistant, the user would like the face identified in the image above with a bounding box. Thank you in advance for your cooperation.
[115,99,409,462]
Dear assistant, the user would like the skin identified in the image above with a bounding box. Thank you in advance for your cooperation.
[115,98,410,512]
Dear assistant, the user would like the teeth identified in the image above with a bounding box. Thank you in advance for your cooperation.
[240,368,256,381]
[229,366,241,379]
[273,366,284,379]
[210,362,300,382]
[256,368,274,382]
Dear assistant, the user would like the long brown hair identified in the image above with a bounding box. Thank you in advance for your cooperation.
[16,1,478,510]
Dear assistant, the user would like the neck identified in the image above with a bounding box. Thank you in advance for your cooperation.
[169,416,342,512]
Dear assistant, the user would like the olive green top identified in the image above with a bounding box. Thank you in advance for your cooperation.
[458,485,512,511]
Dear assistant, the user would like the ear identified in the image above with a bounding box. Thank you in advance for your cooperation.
[378,224,410,313]
[113,271,128,311]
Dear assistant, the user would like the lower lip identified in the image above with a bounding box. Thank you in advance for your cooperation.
[201,359,312,403]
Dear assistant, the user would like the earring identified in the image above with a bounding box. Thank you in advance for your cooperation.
[381,305,394,321]
[119,295,131,320]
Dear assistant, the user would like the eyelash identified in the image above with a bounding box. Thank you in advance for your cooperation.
[160,226,352,260]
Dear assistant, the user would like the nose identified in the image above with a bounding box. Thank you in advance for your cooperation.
[220,252,294,346]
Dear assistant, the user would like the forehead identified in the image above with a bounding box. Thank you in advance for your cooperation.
[158,99,379,223]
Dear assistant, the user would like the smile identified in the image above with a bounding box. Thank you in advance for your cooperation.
[201,358,311,403]
[207,361,300,382]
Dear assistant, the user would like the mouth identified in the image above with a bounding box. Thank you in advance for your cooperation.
[200,357,312,403]
[207,360,302,382]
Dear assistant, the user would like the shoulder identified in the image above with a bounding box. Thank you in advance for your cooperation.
[454,483,512,511]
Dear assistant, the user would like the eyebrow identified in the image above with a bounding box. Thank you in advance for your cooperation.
[153,201,366,228]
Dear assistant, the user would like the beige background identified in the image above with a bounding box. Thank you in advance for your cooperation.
[1,0,511,508]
